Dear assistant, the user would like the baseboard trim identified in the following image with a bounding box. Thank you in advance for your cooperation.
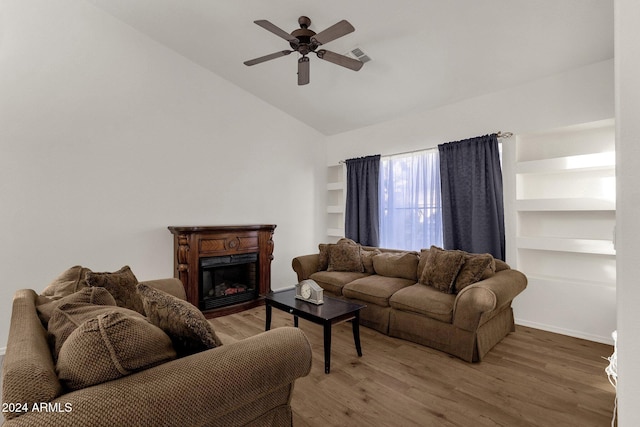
[515,318,615,346]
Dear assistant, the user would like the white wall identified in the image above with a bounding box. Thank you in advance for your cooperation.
[0,0,327,350]
[326,59,615,343]
[615,0,640,423]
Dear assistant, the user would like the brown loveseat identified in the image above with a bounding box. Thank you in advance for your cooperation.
[2,271,312,427]
[292,241,527,362]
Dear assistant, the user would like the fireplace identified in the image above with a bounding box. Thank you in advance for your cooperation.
[200,253,258,310]
[168,225,275,318]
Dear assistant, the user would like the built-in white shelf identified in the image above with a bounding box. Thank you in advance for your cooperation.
[517,236,616,255]
[327,227,345,237]
[516,151,615,174]
[516,198,615,211]
[327,205,343,214]
[526,274,615,290]
[327,182,343,191]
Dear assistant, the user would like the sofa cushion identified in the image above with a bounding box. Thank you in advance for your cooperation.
[48,302,144,360]
[37,286,116,325]
[137,283,223,357]
[309,271,370,296]
[390,284,455,323]
[40,265,92,300]
[361,248,382,274]
[417,248,431,279]
[56,311,176,390]
[419,246,465,294]
[343,275,415,307]
[86,266,146,315]
[372,252,419,281]
[327,244,364,272]
[455,253,495,292]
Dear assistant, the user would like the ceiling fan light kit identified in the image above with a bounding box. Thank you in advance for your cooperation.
[244,16,363,85]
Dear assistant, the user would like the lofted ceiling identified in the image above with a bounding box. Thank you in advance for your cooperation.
[86,0,613,136]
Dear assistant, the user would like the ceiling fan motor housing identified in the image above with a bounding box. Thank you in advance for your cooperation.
[291,16,316,55]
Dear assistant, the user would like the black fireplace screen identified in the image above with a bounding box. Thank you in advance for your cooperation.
[199,253,258,310]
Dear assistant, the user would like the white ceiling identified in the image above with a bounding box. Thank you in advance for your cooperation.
[86,0,613,136]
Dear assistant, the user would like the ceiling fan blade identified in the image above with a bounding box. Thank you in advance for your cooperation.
[244,50,292,66]
[254,20,299,44]
[316,49,363,71]
[311,20,355,45]
[298,57,310,85]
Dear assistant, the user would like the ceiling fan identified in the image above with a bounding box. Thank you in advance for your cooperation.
[243,16,364,85]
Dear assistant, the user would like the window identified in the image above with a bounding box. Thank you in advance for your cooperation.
[379,149,443,251]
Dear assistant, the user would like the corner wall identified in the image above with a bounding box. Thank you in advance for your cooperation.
[0,0,327,349]
[615,0,640,423]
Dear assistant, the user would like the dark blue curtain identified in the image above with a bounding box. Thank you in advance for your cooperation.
[438,134,505,260]
[345,155,381,246]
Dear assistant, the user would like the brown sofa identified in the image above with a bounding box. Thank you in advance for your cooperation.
[292,243,527,362]
[2,276,312,427]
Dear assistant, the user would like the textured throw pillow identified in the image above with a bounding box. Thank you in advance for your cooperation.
[361,248,382,274]
[318,244,331,271]
[455,253,495,293]
[86,266,145,315]
[37,287,116,325]
[137,283,223,357]
[40,266,92,300]
[372,252,420,281]
[327,244,364,273]
[48,303,145,360]
[56,311,176,391]
[419,246,466,294]
[336,238,358,246]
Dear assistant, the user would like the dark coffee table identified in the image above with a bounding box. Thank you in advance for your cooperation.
[264,289,366,374]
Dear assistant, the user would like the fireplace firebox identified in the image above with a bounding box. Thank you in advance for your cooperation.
[200,253,258,310]
[168,225,276,318]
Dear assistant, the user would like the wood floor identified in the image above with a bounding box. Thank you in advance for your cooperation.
[210,307,616,427]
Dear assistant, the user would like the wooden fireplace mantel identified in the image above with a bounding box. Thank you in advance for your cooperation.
[168,224,276,318]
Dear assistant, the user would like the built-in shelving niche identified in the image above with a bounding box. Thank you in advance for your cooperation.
[326,164,346,239]
[513,118,616,344]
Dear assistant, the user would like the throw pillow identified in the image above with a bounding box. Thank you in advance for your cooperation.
[48,302,145,360]
[419,246,465,294]
[318,243,331,271]
[372,252,420,281]
[37,287,116,325]
[40,266,92,300]
[137,283,223,357]
[455,253,496,293]
[85,266,145,315]
[327,244,364,273]
[336,238,358,246]
[56,311,176,391]
[361,248,382,274]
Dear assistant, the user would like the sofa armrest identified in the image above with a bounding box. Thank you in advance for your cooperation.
[2,327,312,427]
[452,269,527,332]
[292,254,320,282]
[139,277,186,300]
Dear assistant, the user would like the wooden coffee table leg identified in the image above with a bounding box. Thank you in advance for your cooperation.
[265,303,272,331]
[352,311,362,357]
[324,322,331,374]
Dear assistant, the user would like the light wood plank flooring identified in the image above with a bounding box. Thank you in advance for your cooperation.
[210,307,616,427]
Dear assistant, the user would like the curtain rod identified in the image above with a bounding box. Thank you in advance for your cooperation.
[338,131,513,164]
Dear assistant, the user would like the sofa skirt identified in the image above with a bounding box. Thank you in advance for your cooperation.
[389,306,516,362]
